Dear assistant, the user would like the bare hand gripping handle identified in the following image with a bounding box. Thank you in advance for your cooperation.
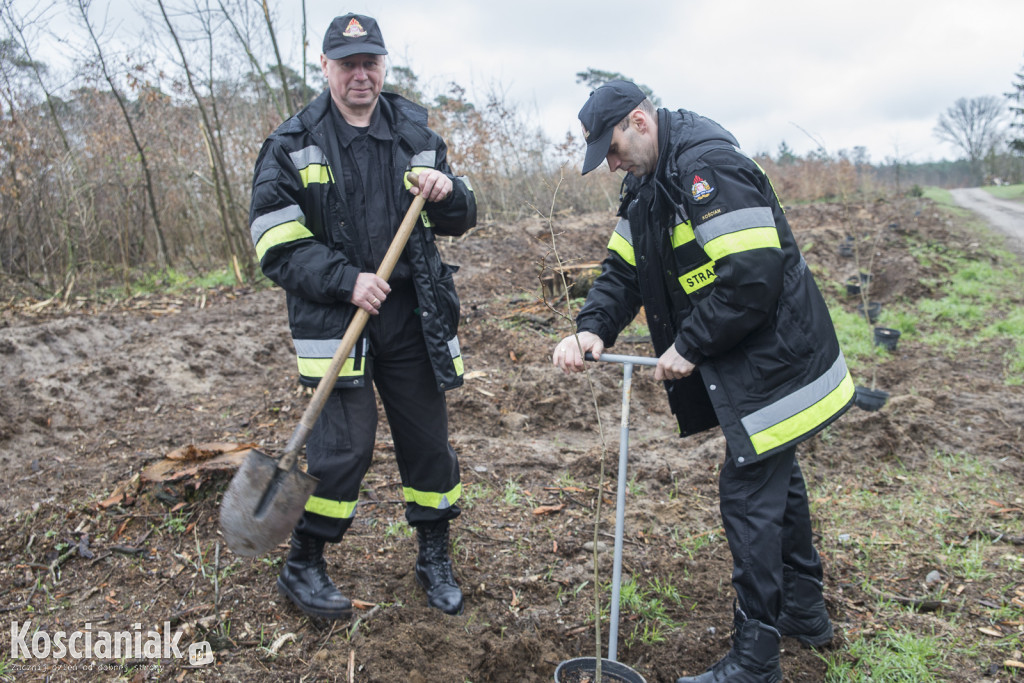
[584,352,658,367]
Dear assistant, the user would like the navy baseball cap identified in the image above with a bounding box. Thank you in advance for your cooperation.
[323,14,388,60]
[578,80,645,174]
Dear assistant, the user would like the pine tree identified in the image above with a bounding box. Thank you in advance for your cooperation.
[1005,57,1024,155]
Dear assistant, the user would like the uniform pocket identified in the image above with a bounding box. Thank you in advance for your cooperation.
[744,300,811,389]
[435,263,461,335]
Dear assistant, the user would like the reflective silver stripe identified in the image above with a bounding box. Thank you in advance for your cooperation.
[251,205,305,246]
[456,175,474,192]
[695,207,775,248]
[409,151,437,167]
[614,217,633,245]
[293,338,366,358]
[741,352,850,436]
[289,146,328,170]
[447,337,461,358]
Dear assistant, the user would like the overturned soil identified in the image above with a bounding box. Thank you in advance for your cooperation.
[1,196,1022,682]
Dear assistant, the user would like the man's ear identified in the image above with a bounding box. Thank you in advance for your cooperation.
[632,110,648,134]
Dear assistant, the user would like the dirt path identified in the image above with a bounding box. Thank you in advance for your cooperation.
[950,187,1024,257]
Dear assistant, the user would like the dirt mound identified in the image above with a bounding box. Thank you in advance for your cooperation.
[1,198,1021,681]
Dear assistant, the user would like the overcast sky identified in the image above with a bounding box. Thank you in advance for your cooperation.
[299,0,1023,165]
[11,0,1024,166]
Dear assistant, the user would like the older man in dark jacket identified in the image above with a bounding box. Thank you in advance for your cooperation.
[250,13,475,619]
[553,80,853,682]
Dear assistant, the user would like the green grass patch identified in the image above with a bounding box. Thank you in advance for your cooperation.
[983,183,1024,201]
[610,576,687,647]
[823,630,952,682]
[812,448,1022,678]
[896,208,1024,383]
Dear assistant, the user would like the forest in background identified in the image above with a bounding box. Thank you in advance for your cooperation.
[2,0,1022,301]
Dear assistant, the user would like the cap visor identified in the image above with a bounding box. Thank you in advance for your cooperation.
[581,128,613,175]
[324,45,388,60]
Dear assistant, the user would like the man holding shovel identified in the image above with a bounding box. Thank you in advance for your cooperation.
[249,13,475,619]
[552,81,854,681]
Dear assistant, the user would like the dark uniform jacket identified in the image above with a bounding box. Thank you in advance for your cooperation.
[577,108,854,465]
[249,89,476,392]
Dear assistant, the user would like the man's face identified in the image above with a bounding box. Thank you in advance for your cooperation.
[605,121,658,177]
[321,53,385,113]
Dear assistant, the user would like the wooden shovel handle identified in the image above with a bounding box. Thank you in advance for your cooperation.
[278,178,428,471]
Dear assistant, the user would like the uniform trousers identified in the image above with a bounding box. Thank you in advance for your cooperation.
[296,282,461,542]
[718,444,823,624]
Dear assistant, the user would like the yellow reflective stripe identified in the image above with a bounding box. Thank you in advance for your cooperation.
[255,221,315,261]
[752,158,786,211]
[447,337,464,377]
[749,372,855,455]
[608,231,636,267]
[671,220,696,248]
[402,483,462,509]
[298,164,332,187]
[305,495,357,519]
[402,168,435,227]
[703,227,781,261]
[296,354,362,379]
[403,167,434,189]
[679,261,717,294]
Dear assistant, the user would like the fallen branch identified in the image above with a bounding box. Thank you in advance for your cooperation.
[971,529,1024,546]
[861,581,952,613]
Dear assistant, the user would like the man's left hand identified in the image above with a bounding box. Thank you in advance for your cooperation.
[409,169,452,203]
[655,345,696,381]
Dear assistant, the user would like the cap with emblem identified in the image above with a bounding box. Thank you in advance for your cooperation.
[322,14,388,60]
[578,80,645,175]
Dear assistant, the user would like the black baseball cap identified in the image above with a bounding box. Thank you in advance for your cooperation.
[322,14,388,60]
[578,80,645,174]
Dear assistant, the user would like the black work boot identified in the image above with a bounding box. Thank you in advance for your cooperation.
[776,567,833,647]
[414,520,464,615]
[676,607,782,683]
[276,532,352,620]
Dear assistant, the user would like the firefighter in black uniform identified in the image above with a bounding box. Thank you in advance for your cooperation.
[553,80,854,682]
[249,14,476,619]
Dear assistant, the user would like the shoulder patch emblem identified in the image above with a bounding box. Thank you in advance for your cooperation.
[691,174,714,201]
[343,19,368,37]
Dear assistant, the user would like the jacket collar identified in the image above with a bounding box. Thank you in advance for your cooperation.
[297,89,430,148]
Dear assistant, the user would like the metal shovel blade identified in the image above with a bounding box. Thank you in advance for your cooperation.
[219,448,318,557]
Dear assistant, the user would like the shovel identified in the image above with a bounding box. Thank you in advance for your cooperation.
[220,180,427,557]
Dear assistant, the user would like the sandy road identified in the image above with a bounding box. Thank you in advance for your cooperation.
[950,187,1024,258]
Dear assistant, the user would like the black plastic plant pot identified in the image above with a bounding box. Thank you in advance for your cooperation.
[554,658,646,683]
[853,385,889,412]
[846,272,871,295]
[839,242,854,257]
[873,327,901,351]
[857,301,882,323]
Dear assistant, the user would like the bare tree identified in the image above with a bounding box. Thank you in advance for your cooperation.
[2,0,101,296]
[933,96,1006,183]
[216,0,287,121]
[75,0,172,269]
[157,0,250,276]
